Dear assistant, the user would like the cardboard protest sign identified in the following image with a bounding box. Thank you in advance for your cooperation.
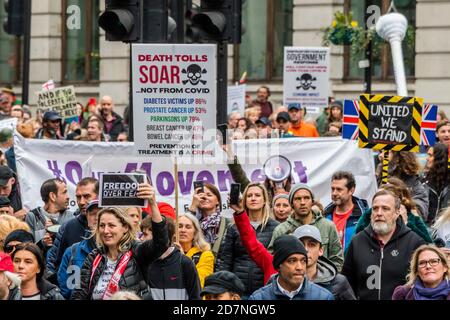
[131,44,216,157]
[283,47,330,115]
[343,99,438,147]
[99,173,148,207]
[36,86,78,122]
[227,84,246,116]
[358,94,423,152]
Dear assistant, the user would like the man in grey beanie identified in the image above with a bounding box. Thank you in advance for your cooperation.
[268,183,344,271]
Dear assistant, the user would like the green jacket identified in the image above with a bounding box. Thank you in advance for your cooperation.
[269,210,344,271]
[228,156,251,193]
[315,111,329,136]
[355,208,433,244]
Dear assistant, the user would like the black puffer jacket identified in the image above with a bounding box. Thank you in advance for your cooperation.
[71,219,168,300]
[217,218,279,296]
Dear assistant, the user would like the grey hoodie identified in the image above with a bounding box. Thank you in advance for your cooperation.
[313,256,356,300]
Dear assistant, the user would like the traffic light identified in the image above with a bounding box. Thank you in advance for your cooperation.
[142,0,177,43]
[3,0,25,36]
[187,0,242,43]
[99,0,143,42]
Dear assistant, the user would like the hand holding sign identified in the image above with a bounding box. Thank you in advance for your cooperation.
[137,183,157,205]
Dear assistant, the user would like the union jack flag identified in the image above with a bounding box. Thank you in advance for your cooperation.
[342,99,438,146]
[420,104,437,146]
[342,99,360,140]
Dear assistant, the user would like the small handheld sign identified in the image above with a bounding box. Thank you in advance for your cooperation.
[99,173,148,208]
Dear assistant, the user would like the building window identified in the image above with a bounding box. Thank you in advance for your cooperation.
[0,0,21,85]
[62,0,100,83]
[345,0,415,80]
[235,0,293,81]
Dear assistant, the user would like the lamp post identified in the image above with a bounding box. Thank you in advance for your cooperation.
[376,12,408,96]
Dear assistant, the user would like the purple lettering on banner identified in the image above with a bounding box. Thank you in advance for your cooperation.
[251,169,266,183]
[124,162,153,185]
[217,170,233,191]
[47,160,66,183]
[293,161,308,183]
[178,171,194,194]
[156,171,174,196]
[65,161,82,186]
[196,171,215,185]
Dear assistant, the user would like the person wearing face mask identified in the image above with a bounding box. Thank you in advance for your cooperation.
[217,183,279,298]
[12,243,64,300]
[392,245,450,300]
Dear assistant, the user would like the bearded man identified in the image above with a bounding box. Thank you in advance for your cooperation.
[341,189,425,300]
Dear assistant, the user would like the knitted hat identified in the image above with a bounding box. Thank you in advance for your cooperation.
[272,192,289,206]
[288,183,314,206]
[272,235,308,269]
[4,230,35,246]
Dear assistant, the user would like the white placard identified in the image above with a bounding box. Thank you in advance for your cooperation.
[132,44,217,157]
[35,86,78,122]
[227,84,246,116]
[283,47,330,115]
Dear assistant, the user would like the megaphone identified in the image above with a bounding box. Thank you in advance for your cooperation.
[263,155,292,189]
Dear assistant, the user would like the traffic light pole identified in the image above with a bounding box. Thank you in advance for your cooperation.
[21,0,31,104]
[217,42,228,126]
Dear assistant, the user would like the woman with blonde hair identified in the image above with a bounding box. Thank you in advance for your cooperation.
[72,183,169,300]
[392,244,450,300]
[0,215,30,252]
[178,212,214,288]
[124,207,143,238]
[218,182,279,298]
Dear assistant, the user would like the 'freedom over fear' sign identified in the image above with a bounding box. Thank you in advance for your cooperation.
[99,173,147,207]
[358,94,423,152]
[131,44,216,157]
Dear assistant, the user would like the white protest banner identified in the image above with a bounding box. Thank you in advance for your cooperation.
[36,85,78,122]
[131,44,217,157]
[227,84,246,116]
[283,47,330,116]
[0,117,18,131]
[14,134,377,217]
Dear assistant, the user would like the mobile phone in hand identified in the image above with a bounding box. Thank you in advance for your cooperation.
[230,183,241,205]
[193,181,204,193]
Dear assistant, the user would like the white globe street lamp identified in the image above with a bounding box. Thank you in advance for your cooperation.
[376,12,408,96]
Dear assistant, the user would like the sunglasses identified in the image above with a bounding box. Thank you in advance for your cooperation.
[4,243,18,254]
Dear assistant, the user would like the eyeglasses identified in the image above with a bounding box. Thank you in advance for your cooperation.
[418,258,441,269]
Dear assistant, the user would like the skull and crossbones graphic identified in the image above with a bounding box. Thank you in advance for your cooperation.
[296,73,316,90]
[182,64,207,85]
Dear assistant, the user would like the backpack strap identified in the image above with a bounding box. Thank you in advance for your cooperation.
[212,217,231,256]
[31,208,47,228]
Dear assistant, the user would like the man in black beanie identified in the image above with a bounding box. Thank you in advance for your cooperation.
[249,235,333,300]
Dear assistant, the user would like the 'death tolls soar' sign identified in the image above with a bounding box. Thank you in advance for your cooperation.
[358,94,423,152]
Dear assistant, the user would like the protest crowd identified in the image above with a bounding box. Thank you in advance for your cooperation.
[0,83,449,302]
